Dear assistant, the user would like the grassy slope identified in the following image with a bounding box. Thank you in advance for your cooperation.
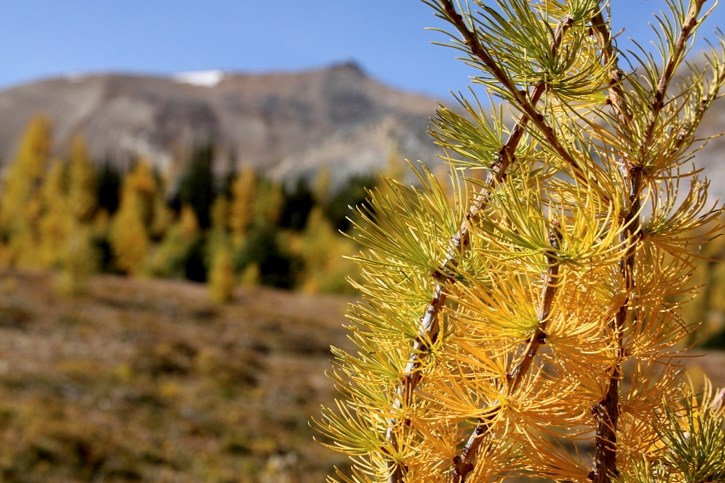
[0,270,352,482]
[0,270,721,482]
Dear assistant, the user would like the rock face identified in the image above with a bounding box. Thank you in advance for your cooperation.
[0,62,441,186]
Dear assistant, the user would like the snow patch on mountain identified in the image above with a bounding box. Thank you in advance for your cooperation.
[173,70,226,87]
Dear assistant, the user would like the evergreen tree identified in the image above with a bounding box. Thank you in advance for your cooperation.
[281,178,316,231]
[255,178,285,227]
[110,191,148,276]
[150,188,174,241]
[207,195,231,263]
[210,195,230,235]
[317,1,725,482]
[176,143,216,230]
[54,225,98,295]
[313,167,331,206]
[123,159,158,225]
[96,161,122,215]
[234,223,296,289]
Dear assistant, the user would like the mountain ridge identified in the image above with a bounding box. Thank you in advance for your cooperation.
[0,61,441,186]
[0,62,722,199]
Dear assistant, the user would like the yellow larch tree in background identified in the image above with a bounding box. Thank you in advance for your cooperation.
[66,134,97,224]
[208,240,235,304]
[38,159,71,268]
[109,160,156,276]
[297,206,357,294]
[145,204,200,278]
[0,115,53,267]
[229,167,256,247]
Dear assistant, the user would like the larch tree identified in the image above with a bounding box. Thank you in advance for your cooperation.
[67,134,97,224]
[208,241,235,304]
[317,1,725,482]
[229,167,257,247]
[38,159,71,268]
[53,134,100,293]
[145,204,200,279]
[298,207,358,294]
[109,160,156,276]
[0,115,53,267]
[255,178,285,228]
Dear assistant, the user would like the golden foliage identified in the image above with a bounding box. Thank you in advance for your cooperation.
[0,115,53,267]
[67,134,97,223]
[110,183,150,276]
[318,1,725,481]
[208,241,235,304]
[297,207,358,294]
[230,167,256,244]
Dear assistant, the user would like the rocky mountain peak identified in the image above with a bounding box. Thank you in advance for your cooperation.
[0,63,441,187]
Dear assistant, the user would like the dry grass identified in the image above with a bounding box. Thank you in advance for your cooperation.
[0,270,720,482]
[0,270,352,482]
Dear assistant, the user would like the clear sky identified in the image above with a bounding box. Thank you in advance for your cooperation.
[0,1,722,100]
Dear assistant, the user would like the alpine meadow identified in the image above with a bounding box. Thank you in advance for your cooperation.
[316,1,725,482]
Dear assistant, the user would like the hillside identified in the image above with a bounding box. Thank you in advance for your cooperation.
[0,270,721,482]
[0,270,353,482]
[0,62,439,187]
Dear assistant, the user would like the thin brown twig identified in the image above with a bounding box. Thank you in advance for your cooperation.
[451,224,562,483]
[588,8,631,481]
[642,0,708,153]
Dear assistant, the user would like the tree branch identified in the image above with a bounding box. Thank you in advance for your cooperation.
[382,4,575,479]
[589,2,707,482]
[641,0,707,159]
[451,224,562,482]
[438,1,593,186]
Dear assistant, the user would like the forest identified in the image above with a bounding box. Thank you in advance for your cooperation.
[0,112,722,347]
[0,114,392,300]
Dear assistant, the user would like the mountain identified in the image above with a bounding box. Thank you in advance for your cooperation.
[0,62,441,187]
[0,62,722,199]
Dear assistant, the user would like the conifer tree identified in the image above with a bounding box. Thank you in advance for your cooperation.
[67,134,97,224]
[38,159,71,267]
[150,188,174,241]
[54,225,98,295]
[176,143,216,230]
[146,204,200,278]
[318,1,725,482]
[207,195,231,262]
[229,167,256,246]
[0,115,53,266]
[298,207,357,294]
[123,159,158,224]
[255,178,285,227]
[208,240,235,303]
[313,167,332,206]
[109,161,155,275]
[110,191,148,276]
[211,195,230,235]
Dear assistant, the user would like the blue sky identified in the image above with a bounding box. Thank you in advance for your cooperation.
[0,1,722,100]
